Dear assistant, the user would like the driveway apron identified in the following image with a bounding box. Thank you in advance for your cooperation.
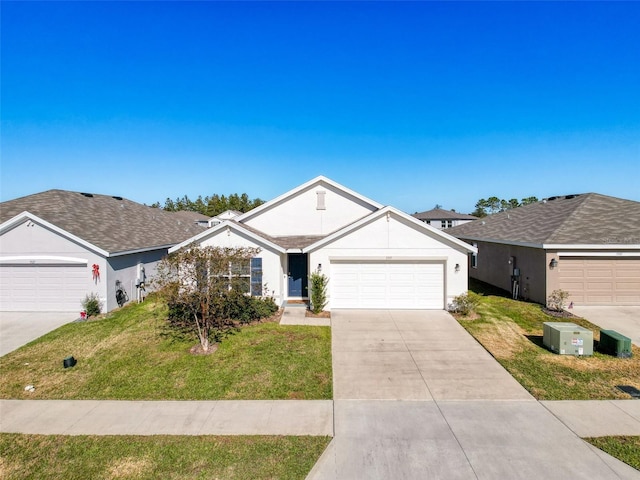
[0,311,77,357]
[570,306,640,347]
[308,310,640,480]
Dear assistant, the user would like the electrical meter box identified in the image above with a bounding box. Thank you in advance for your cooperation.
[543,322,593,356]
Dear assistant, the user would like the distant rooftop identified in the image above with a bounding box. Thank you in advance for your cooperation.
[413,208,478,221]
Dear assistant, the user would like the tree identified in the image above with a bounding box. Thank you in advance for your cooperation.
[158,193,265,216]
[154,245,260,352]
[434,204,443,210]
[471,195,539,217]
[485,196,501,215]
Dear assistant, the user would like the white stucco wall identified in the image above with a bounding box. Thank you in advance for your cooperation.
[196,227,285,304]
[242,183,378,236]
[307,213,470,310]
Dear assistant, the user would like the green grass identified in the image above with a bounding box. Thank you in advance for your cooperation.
[0,298,332,400]
[585,436,640,471]
[456,281,640,400]
[0,433,331,480]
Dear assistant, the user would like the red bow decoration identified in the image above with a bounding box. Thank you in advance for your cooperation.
[92,264,100,281]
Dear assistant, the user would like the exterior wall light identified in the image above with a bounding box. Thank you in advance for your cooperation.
[549,258,558,269]
[317,263,322,272]
[455,263,460,273]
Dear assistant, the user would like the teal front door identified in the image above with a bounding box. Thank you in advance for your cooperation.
[288,254,308,297]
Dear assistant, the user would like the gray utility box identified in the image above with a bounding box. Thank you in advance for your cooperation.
[543,322,593,356]
[599,330,632,358]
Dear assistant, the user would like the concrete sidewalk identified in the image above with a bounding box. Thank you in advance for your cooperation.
[542,400,640,437]
[0,399,333,436]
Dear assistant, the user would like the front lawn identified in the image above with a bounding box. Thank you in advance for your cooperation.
[457,281,640,400]
[0,433,330,480]
[0,298,332,400]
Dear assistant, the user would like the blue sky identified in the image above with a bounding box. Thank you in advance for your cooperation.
[2,1,639,214]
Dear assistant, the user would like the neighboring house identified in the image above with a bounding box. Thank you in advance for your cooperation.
[412,208,477,230]
[170,176,476,310]
[171,210,212,228]
[0,190,204,312]
[447,193,640,306]
[209,210,242,227]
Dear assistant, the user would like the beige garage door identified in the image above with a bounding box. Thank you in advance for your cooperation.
[558,258,640,305]
[0,264,88,311]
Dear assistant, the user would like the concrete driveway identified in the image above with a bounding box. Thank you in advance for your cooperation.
[571,306,640,346]
[308,309,640,480]
[0,311,77,357]
[331,309,530,401]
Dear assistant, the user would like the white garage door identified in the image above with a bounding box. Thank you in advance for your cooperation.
[0,264,88,311]
[331,260,444,309]
[559,258,640,305]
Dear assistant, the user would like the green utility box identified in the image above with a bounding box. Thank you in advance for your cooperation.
[543,322,593,356]
[599,330,632,358]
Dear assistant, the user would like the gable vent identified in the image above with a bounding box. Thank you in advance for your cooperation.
[316,190,326,210]
[80,192,94,198]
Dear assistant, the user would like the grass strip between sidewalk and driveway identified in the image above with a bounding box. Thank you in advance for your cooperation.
[0,433,331,480]
[456,281,640,401]
[0,298,332,400]
[585,436,640,472]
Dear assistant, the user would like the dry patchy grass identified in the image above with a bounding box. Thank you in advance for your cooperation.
[107,456,153,479]
[458,289,640,400]
[0,434,331,480]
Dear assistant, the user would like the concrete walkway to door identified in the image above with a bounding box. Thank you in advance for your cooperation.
[308,310,640,480]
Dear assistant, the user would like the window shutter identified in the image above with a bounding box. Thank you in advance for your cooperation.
[250,258,263,296]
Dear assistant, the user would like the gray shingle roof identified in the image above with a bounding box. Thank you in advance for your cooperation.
[171,210,211,223]
[413,208,478,221]
[229,220,325,250]
[447,193,640,245]
[0,190,206,254]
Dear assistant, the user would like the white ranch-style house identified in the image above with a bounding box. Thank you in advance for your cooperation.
[170,176,476,310]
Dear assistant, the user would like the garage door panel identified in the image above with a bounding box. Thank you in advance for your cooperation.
[618,270,640,279]
[331,261,444,309]
[559,258,640,306]
[586,269,613,279]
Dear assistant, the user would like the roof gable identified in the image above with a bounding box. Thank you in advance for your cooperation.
[304,206,476,253]
[448,193,640,247]
[237,176,383,236]
[169,220,286,254]
[0,211,110,257]
[0,190,204,254]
